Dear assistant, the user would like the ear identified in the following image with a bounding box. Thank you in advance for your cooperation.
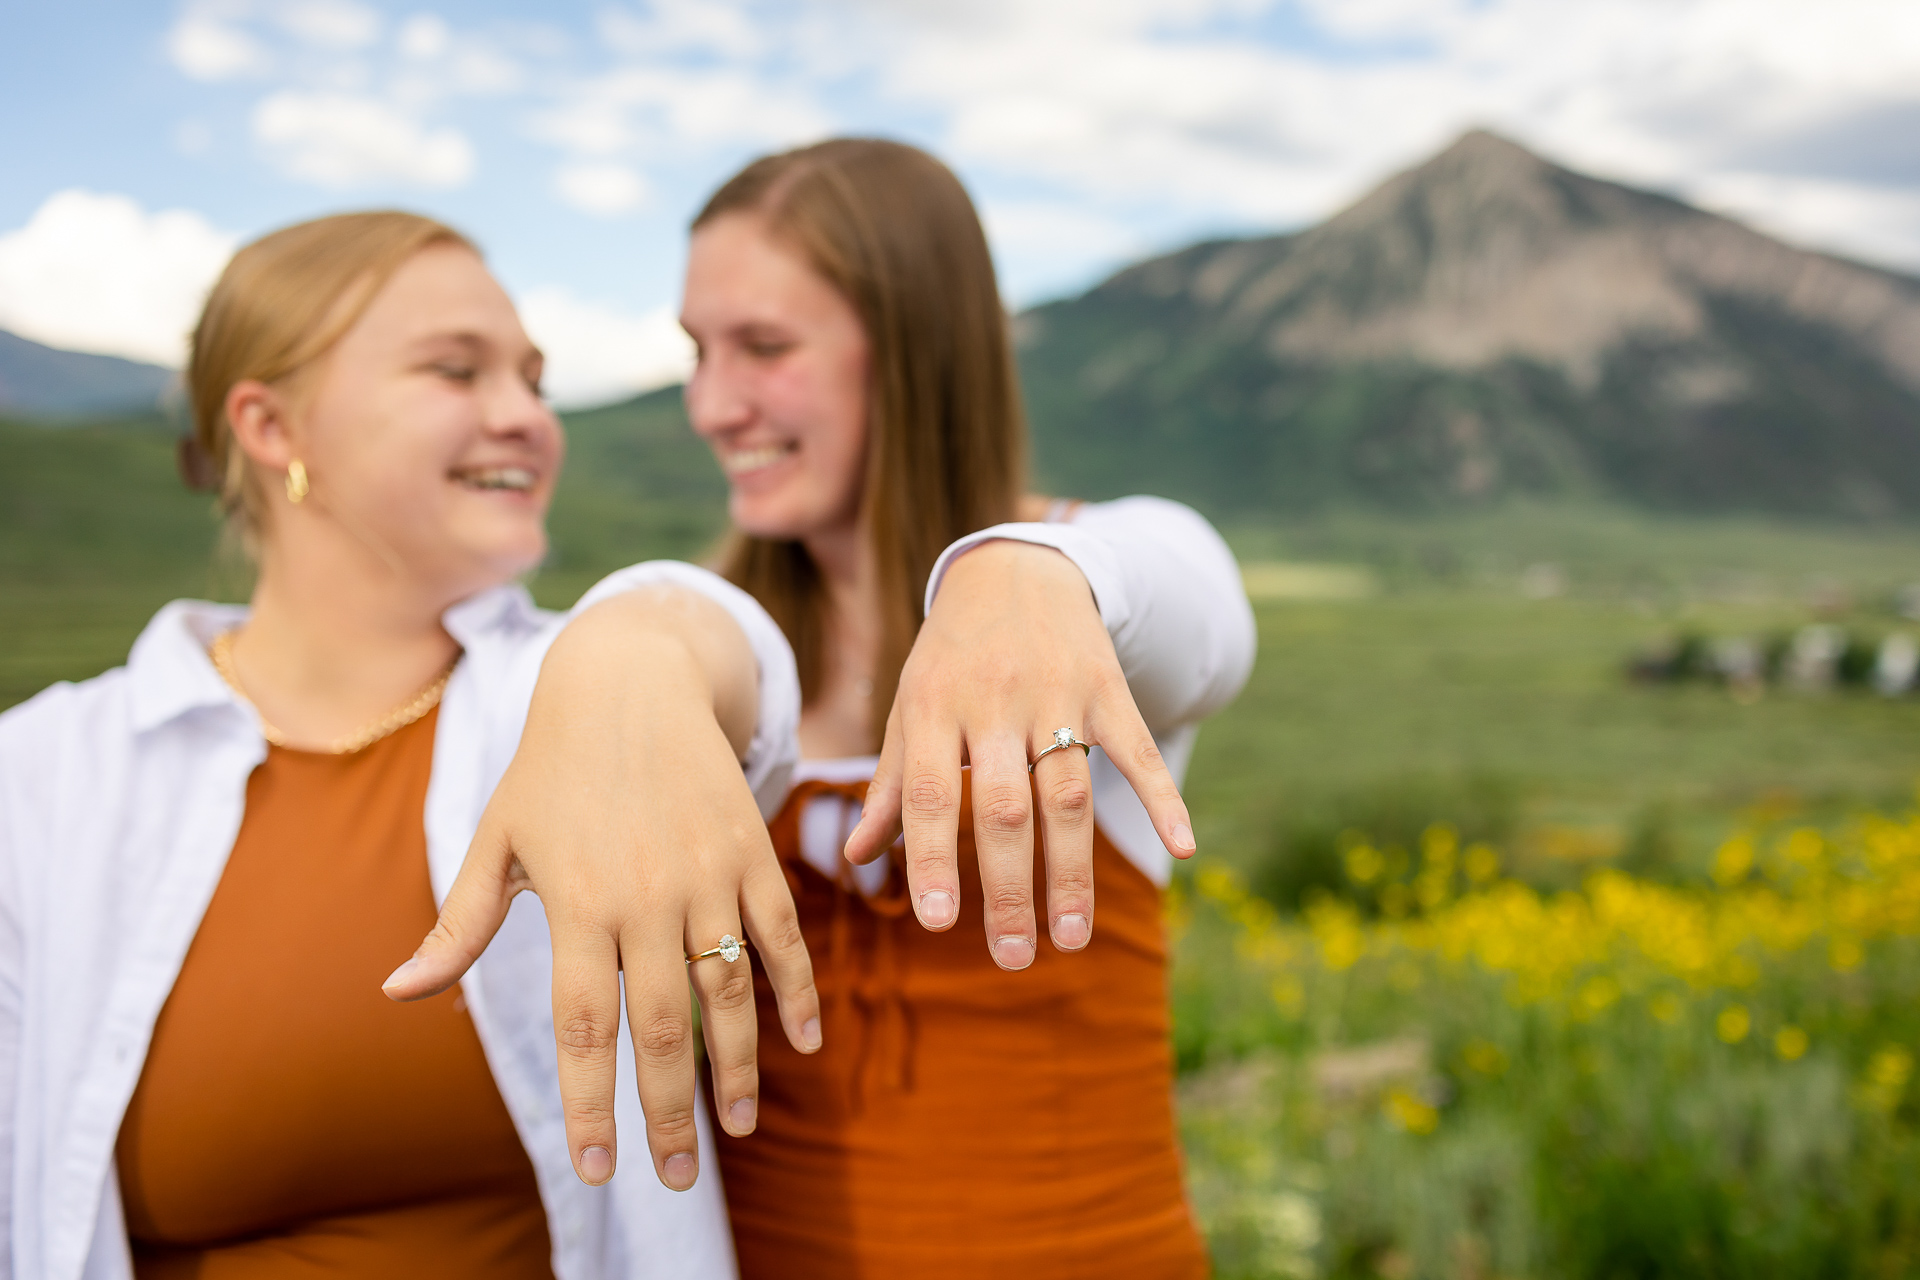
[225,379,298,473]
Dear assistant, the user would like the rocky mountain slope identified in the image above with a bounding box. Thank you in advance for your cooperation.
[0,329,174,418]
[1018,130,1920,519]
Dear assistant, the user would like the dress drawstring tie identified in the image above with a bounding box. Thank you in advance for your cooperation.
[774,779,917,1113]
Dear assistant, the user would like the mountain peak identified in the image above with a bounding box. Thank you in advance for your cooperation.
[0,329,174,419]
[1020,131,1920,519]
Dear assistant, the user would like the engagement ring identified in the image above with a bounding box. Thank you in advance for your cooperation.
[687,934,743,964]
[1029,726,1092,772]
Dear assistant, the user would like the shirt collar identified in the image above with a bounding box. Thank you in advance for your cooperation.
[440,581,542,648]
[124,599,254,735]
[123,583,544,736]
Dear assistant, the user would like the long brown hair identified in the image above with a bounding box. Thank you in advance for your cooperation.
[184,211,475,546]
[695,139,1027,746]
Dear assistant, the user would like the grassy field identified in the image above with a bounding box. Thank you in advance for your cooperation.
[7,409,1920,1276]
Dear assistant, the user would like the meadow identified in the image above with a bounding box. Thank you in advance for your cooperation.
[6,409,1920,1277]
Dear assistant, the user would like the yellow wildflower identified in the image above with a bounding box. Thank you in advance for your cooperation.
[1774,1026,1809,1061]
[1716,1005,1751,1044]
[1462,1040,1509,1076]
[1345,844,1384,886]
[1383,1087,1439,1135]
[1464,842,1500,884]
[1712,837,1755,887]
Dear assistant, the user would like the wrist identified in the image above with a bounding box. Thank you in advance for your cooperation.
[938,538,1092,609]
[553,587,757,757]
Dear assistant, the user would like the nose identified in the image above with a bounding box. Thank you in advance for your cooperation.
[684,348,752,441]
[480,369,563,455]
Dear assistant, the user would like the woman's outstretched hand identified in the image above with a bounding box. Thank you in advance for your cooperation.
[842,540,1195,969]
[381,586,820,1193]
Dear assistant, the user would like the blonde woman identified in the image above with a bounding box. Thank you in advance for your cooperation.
[678,140,1256,1276]
[0,212,818,1278]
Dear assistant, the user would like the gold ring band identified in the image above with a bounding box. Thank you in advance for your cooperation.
[687,934,743,964]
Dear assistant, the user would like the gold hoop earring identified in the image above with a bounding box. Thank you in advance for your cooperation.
[285,458,309,504]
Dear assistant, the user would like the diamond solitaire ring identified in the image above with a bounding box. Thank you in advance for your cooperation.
[1029,726,1092,773]
[687,934,743,964]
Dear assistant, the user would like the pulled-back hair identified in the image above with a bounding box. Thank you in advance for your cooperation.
[695,139,1026,746]
[184,210,474,544]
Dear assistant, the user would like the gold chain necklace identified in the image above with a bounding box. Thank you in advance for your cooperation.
[209,630,458,755]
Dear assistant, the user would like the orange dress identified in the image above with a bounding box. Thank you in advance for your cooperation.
[717,774,1208,1279]
[114,708,555,1279]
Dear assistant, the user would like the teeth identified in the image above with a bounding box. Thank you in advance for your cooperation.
[458,467,536,491]
[721,445,793,476]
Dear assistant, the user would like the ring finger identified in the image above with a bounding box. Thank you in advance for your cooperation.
[684,916,759,1137]
[1031,724,1096,951]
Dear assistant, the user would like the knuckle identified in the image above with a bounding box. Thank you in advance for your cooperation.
[565,1095,616,1128]
[904,771,957,819]
[1042,773,1093,820]
[758,913,807,960]
[908,847,954,881]
[1051,864,1095,900]
[1131,738,1167,774]
[976,791,1030,838]
[647,1103,700,1144]
[702,964,756,1016]
[987,881,1032,917]
[556,1011,620,1061]
[634,1011,692,1060]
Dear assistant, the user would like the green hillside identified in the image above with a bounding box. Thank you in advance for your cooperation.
[0,393,727,708]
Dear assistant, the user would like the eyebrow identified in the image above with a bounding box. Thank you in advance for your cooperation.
[407,331,488,354]
[409,331,543,367]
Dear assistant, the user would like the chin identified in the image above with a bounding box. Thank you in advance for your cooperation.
[728,497,805,542]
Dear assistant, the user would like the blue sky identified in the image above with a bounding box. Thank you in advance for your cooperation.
[4,0,1918,404]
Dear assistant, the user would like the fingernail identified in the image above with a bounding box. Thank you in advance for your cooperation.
[1053,913,1090,950]
[381,958,418,991]
[729,1098,757,1134]
[579,1145,613,1185]
[1172,823,1196,853]
[920,890,956,928]
[993,935,1035,970]
[801,1017,822,1052]
[664,1151,697,1191]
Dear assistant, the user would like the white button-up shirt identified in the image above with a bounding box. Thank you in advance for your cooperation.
[0,563,800,1280]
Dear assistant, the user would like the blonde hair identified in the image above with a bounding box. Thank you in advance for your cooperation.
[695,139,1026,746]
[183,210,475,542]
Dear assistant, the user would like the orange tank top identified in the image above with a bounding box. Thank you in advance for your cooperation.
[114,707,554,1280]
[716,773,1208,1279]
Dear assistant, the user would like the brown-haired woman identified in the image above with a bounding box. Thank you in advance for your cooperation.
[678,139,1256,1275]
[0,211,820,1278]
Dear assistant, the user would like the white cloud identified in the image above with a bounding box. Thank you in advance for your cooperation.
[1687,171,1920,272]
[398,13,451,59]
[149,0,1920,296]
[277,0,381,49]
[252,90,475,187]
[0,191,237,368]
[979,199,1145,304]
[555,162,651,216]
[597,2,766,62]
[167,6,271,80]
[529,99,633,155]
[517,288,694,407]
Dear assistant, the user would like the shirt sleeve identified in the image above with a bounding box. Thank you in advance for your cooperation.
[0,699,34,1279]
[571,562,801,819]
[923,496,1257,737]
